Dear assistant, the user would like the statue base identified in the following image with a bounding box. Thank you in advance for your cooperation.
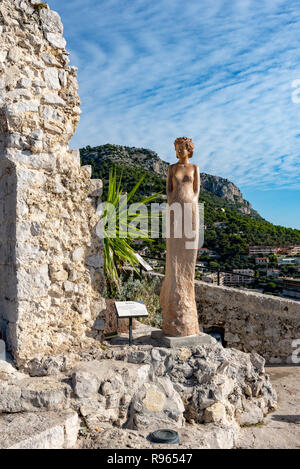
[151,330,216,349]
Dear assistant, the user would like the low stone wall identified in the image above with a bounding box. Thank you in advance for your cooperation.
[195,281,300,364]
[143,272,300,364]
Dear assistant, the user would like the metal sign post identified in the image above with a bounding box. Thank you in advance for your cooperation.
[129,317,133,345]
[0,340,6,361]
[115,301,149,346]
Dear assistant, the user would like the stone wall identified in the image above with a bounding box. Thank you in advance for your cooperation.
[143,272,300,364]
[0,0,106,367]
[195,281,300,364]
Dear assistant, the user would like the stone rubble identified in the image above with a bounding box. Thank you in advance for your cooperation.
[95,343,277,428]
[0,338,277,449]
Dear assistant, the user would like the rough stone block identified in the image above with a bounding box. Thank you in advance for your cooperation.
[70,149,81,166]
[204,402,227,424]
[85,255,103,269]
[89,179,103,197]
[0,410,78,449]
[81,165,92,178]
[42,92,66,106]
[236,401,264,426]
[7,149,56,171]
[7,100,39,114]
[44,68,61,90]
[0,0,105,366]
[72,247,85,262]
[39,9,63,34]
[0,373,70,413]
[17,265,50,300]
[46,33,66,50]
[127,376,185,430]
[71,360,150,401]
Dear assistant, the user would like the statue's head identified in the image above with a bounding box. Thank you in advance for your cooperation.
[174,137,194,159]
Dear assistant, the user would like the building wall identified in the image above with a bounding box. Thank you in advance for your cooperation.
[249,246,277,256]
[0,1,106,367]
[223,269,254,286]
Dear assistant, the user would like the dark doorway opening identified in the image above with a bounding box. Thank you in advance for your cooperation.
[203,326,226,347]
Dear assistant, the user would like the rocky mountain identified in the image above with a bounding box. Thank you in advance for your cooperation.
[80,144,300,268]
[81,144,256,216]
[200,173,253,215]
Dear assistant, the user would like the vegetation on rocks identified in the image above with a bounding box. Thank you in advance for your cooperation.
[105,273,162,328]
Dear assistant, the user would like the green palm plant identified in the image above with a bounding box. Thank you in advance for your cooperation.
[100,168,161,291]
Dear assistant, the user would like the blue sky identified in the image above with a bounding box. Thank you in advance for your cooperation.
[49,0,300,229]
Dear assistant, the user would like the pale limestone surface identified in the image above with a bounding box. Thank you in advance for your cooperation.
[160,137,200,337]
[127,377,185,430]
[0,0,105,367]
[0,410,79,449]
[238,366,300,449]
[75,339,277,431]
[71,359,153,429]
[77,422,238,450]
[1,362,295,449]
[0,331,280,449]
[0,372,70,413]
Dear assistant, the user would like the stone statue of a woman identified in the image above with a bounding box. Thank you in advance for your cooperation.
[160,137,200,337]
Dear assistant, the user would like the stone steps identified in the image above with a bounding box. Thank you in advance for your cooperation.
[0,410,79,449]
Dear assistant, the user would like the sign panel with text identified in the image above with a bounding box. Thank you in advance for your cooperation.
[115,301,148,318]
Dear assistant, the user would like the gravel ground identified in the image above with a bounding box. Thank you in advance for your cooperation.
[237,366,300,449]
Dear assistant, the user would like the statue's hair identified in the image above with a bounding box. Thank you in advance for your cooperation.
[174,136,194,157]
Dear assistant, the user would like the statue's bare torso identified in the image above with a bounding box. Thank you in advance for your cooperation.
[160,138,200,337]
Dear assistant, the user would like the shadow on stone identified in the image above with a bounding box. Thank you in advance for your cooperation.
[271,415,300,424]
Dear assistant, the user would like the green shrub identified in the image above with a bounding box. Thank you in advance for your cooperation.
[106,273,162,328]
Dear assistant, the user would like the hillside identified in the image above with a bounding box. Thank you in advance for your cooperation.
[80,144,300,270]
[81,144,258,217]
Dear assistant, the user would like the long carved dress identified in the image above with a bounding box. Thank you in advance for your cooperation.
[160,163,200,337]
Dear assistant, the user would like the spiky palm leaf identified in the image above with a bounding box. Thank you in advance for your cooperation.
[101,168,161,290]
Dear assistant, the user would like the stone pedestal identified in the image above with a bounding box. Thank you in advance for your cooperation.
[151,330,216,348]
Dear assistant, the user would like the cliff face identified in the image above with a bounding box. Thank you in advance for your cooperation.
[81,144,255,216]
[199,173,253,215]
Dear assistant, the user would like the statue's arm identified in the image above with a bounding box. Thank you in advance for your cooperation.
[166,165,173,196]
[193,165,200,199]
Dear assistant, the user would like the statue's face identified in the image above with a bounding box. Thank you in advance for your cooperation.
[175,143,192,159]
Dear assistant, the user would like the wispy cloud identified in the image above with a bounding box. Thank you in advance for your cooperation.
[50,0,300,190]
